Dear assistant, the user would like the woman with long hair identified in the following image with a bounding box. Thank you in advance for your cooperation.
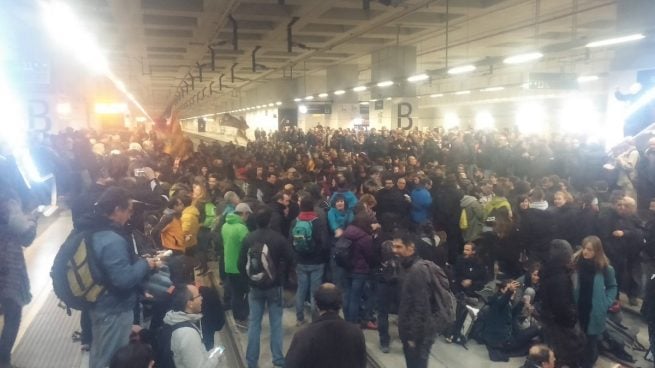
[572,236,618,368]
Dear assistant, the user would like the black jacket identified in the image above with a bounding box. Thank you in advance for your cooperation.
[285,311,366,368]
[517,208,555,263]
[453,255,486,294]
[551,204,580,246]
[398,255,437,342]
[269,202,290,238]
[238,228,294,288]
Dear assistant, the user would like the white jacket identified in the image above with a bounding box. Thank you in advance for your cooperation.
[163,310,218,368]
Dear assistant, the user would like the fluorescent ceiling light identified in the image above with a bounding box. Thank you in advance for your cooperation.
[448,65,476,75]
[353,86,367,92]
[480,86,505,92]
[275,101,282,106]
[430,93,444,98]
[305,96,314,100]
[578,75,599,83]
[293,98,302,102]
[386,97,392,100]
[455,90,471,95]
[318,93,329,98]
[268,103,274,107]
[334,90,346,95]
[298,105,308,114]
[360,102,369,105]
[503,52,543,65]
[377,81,393,87]
[408,74,429,82]
[585,33,645,48]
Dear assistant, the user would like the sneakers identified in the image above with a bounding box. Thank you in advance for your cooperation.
[361,321,378,330]
[380,345,390,354]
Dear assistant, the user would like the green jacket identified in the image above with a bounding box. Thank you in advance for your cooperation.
[221,213,249,274]
[573,265,618,336]
[201,202,217,229]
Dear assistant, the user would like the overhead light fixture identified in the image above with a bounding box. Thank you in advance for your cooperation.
[444,112,460,130]
[480,86,505,92]
[454,90,471,95]
[268,103,274,107]
[578,75,599,83]
[360,101,369,105]
[298,105,308,114]
[377,80,394,88]
[386,97,392,101]
[430,93,444,98]
[318,93,329,98]
[408,74,429,82]
[275,101,282,106]
[585,33,645,48]
[305,96,314,100]
[521,83,530,90]
[56,102,72,115]
[353,86,367,92]
[447,65,476,75]
[334,90,346,95]
[475,111,495,130]
[294,98,302,102]
[503,52,543,65]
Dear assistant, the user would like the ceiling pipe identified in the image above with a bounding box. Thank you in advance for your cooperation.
[229,14,238,51]
[197,62,203,82]
[252,46,262,72]
[287,17,300,53]
[208,46,216,71]
[231,63,238,83]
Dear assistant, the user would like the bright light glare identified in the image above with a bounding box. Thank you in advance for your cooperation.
[515,103,545,135]
[624,87,655,119]
[377,81,393,88]
[318,93,328,98]
[353,86,367,92]
[430,93,444,98]
[480,87,505,92]
[475,111,495,130]
[135,116,147,123]
[56,102,72,115]
[455,90,471,95]
[334,90,346,95]
[305,96,314,100]
[585,33,645,48]
[578,75,599,83]
[294,98,302,102]
[443,112,460,130]
[559,97,598,134]
[448,65,476,75]
[353,118,363,125]
[275,101,282,105]
[298,105,308,114]
[360,102,369,105]
[503,52,543,64]
[95,103,128,115]
[408,74,429,82]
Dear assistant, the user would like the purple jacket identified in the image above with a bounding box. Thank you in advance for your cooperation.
[343,224,374,275]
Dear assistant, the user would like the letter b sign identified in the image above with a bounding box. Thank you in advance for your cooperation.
[397,102,413,130]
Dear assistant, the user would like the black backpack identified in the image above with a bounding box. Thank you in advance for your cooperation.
[153,321,197,368]
[334,237,353,271]
[51,229,106,313]
[246,241,277,288]
[421,260,457,335]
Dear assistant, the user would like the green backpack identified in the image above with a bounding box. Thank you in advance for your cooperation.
[292,219,315,255]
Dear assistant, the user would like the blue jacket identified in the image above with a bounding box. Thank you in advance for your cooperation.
[92,229,150,314]
[410,187,432,224]
[330,190,358,212]
[327,208,354,234]
[573,265,618,336]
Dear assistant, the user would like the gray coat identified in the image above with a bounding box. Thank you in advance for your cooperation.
[0,200,37,306]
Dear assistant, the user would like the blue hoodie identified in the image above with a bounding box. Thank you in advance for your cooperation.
[410,187,432,224]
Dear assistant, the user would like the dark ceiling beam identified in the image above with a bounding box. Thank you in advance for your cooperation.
[287,17,300,53]
[229,14,238,51]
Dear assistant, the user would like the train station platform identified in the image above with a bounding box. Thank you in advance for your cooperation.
[3,208,652,367]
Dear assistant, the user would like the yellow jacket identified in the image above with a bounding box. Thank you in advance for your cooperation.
[161,216,186,252]
[181,205,200,247]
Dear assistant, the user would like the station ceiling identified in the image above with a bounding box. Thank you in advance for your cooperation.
[55,0,645,117]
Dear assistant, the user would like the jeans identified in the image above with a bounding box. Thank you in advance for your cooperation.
[346,273,369,323]
[402,338,434,368]
[295,263,324,322]
[582,334,599,368]
[0,299,22,365]
[377,281,399,347]
[226,274,250,322]
[80,309,92,345]
[246,287,285,368]
[89,308,133,368]
[330,257,350,310]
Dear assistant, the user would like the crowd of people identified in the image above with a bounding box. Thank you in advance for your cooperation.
[2,122,655,368]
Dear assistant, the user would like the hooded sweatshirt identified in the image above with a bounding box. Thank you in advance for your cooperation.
[221,213,249,274]
[157,208,185,252]
[164,310,218,368]
[343,224,374,274]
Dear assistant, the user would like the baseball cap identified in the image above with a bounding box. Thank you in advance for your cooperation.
[235,203,253,213]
